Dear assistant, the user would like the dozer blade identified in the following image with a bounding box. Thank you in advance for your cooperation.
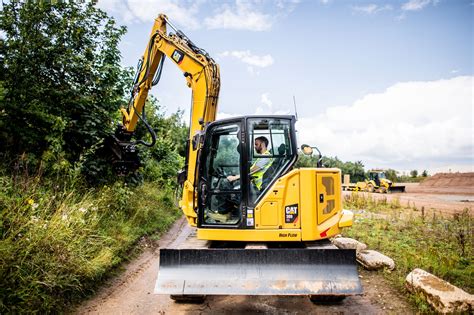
[390,185,406,193]
[155,248,362,296]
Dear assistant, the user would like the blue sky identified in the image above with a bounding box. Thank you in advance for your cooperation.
[98,0,473,174]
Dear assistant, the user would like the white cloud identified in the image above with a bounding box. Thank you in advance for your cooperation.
[219,50,275,68]
[254,93,291,115]
[402,0,432,11]
[296,76,473,171]
[98,0,298,31]
[277,0,301,11]
[319,0,332,4]
[395,13,407,21]
[246,66,260,76]
[216,112,238,120]
[218,93,290,118]
[204,1,273,31]
[352,4,393,15]
[96,0,201,29]
[261,93,273,109]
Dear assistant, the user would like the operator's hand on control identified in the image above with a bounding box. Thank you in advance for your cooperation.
[227,175,239,182]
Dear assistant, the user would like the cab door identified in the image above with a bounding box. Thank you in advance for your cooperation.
[197,120,245,227]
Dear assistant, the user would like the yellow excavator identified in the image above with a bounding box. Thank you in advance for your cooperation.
[343,170,406,193]
[109,14,361,302]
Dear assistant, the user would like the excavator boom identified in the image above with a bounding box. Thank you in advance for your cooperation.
[108,14,219,225]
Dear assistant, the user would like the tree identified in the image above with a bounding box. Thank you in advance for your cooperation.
[296,155,365,182]
[128,96,187,185]
[422,170,428,177]
[410,170,418,178]
[385,169,398,182]
[0,2,129,171]
[344,160,365,182]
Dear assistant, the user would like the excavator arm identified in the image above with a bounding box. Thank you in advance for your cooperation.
[121,14,220,133]
[109,14,220,225]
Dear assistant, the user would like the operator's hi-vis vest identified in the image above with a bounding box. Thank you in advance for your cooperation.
[251,150,273,190]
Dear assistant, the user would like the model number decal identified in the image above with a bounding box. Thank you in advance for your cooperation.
[279,233,298,238]
[285,204,298,223]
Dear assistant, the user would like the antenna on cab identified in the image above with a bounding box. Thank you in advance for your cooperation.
[293,95,299,121]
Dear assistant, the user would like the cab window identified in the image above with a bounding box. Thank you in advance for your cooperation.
[247,118,293,204]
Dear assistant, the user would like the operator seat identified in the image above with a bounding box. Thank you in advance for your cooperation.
[261,144,287,191]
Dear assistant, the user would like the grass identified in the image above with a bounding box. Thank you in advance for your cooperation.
[0,173,181,314]
[343,192,473,311]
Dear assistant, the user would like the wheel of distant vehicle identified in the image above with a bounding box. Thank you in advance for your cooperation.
[367,184,375,193]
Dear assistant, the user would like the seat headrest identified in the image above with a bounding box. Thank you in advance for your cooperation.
[278,144,286,155]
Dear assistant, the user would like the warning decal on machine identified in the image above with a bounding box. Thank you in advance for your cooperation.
[171,49,185,64]
[285,204,298,223]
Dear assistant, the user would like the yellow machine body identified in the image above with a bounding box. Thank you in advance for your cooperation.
[198,168,353,241]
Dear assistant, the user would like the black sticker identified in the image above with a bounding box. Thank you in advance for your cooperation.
[171,49,184,64]
[285,204,298,223]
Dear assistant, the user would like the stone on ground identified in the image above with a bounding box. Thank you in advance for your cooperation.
[405,268,473,314]
[332,237,367,252]
[356,250,395,271]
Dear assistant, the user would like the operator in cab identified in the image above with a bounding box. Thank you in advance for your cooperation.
[227,136,273,192]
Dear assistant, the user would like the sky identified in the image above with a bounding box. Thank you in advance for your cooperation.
[96,0,473,175]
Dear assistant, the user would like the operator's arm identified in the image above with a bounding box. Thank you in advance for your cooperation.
[227,157,270,182]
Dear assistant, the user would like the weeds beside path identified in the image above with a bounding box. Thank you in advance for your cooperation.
[0,175,180,314]
[343,193,473,312]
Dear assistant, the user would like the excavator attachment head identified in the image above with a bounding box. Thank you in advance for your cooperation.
[155,248,362,296]
[104,126,140,175]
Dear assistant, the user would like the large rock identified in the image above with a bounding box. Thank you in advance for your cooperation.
[406,268,474,314]
[356,250,395,271]
[332,237,367,252]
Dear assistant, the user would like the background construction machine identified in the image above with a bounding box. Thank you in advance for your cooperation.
[109,14,361,302]
[342,170,406,193]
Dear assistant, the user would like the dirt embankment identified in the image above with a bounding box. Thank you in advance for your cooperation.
[408,172,474,196]
[345,172,473,216]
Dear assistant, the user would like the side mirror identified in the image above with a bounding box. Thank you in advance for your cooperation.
[300,144,323,168]
[301,144,313,155]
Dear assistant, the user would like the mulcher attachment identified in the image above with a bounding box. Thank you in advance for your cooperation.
[104,126,140,175]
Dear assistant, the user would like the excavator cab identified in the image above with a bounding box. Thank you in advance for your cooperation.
[197,116,296,227]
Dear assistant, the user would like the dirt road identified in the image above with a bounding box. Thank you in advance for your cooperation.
[76,217,413,314]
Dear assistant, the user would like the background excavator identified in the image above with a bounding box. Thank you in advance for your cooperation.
[109,14,361,302]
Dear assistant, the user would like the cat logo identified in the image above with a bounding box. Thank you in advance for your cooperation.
[171,49,184,64]
[285,204,298,223]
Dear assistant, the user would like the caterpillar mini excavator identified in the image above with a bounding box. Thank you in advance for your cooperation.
[109,14,361,302]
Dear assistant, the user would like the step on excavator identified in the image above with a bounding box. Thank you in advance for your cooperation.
[108,14,362,303]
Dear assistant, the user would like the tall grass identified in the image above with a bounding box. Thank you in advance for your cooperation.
[343,192,473,310]
[0,173,180,313]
